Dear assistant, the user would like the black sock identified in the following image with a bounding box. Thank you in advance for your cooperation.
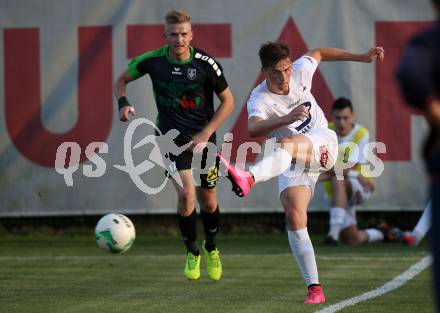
[201,206,220,252]
[178,209,199,255]
[308,284,321,289]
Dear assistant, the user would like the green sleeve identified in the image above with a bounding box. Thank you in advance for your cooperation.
[127,46,168,79]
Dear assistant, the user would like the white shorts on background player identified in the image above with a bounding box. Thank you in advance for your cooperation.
[327,177,373,229]
[247,55,338,195]
[348,176,373,206]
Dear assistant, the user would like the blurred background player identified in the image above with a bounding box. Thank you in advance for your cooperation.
[396,0,440,309]
[218,42,384,304]
[319,98,400,246]
[114,9,234,281]
[402,201,431,246]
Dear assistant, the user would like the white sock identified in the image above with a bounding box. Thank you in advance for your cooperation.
[249,148,292,183]
[328,207,346,240]
[413,201,431,241]
[365,228,384,243]
[287,228,319,286]
[412,230,424,245]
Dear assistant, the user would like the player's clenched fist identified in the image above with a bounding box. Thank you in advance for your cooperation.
[364,47,385,63]
[283,104,310,124]
[119,106,135,122]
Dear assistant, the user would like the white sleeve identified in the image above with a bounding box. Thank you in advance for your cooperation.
[247,92,269,120]
[292,55,318,91]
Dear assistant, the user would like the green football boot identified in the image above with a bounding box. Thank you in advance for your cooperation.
[184,252,201,280]
[202,241,222,281]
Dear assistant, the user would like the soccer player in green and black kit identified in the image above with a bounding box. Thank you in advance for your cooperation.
[114,10,234,281]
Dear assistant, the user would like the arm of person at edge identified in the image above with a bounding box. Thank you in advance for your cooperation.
[114,70,137,122]
[191,87,234,154]
[427,97,440,127]
[248,47,385,138]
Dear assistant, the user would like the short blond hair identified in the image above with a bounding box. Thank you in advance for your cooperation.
[164,10,191,25]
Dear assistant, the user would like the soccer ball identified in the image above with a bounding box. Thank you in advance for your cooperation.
[95,213,136,253]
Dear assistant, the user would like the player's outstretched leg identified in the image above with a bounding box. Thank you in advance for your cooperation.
[216,154,254,197]
[217,145,293,197]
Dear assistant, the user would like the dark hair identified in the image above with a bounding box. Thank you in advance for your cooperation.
[332,97,353,112]
[258,42,290,69]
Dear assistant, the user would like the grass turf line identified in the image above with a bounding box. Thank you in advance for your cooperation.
[0,234,434,313]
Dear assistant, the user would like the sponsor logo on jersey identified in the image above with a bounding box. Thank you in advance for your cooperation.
[180,95,201,109]
[249,108,263,115]
[187,68,197,80]
[287,99,301,108]
[156,80,202,109]
[172,67,182,75]
[194,52,222,77]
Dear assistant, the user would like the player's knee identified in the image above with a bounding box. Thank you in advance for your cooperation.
[285,209,307,229]
[177,188,196,208]
[341,234,363,246]
[178,206,195,217]
[279,137,292,145]
[200,198,217,213]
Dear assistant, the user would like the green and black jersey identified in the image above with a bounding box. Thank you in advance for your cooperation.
[128,45,229,145]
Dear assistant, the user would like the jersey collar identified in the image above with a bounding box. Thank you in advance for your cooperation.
[166,46,194,65]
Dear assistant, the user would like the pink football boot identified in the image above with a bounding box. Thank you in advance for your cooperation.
[216,154,254,197]
[304,285,326,304]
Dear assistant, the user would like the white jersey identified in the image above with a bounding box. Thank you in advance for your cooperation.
[247,55,328,141]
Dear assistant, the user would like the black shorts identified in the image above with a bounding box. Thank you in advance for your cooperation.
[165,148,219,189]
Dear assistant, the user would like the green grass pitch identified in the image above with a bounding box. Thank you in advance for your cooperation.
[0,234,434,313]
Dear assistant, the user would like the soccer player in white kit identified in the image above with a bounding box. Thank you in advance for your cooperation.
[320,98,384,246]
[218,42,384,304]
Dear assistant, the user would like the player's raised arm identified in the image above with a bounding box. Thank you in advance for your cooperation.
[114,69,137,122]
[306,47,385,64]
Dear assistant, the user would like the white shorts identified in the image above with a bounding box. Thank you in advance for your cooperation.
[278,127,338,195]
[334,178,373,229]
[348,177,373,206]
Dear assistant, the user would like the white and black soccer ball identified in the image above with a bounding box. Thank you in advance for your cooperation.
[95,213,136,253]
